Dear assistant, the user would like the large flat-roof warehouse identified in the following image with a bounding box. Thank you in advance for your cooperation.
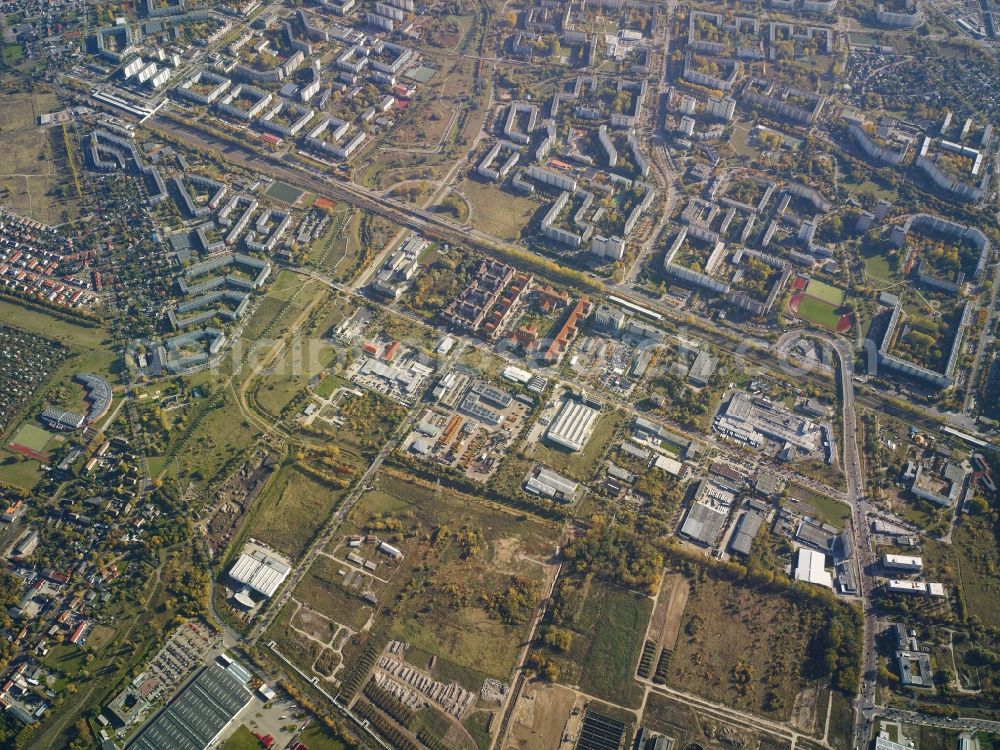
[546,396,601,452]
[679,501,728,546]
[126,663,253,750]
[228,547,290,599]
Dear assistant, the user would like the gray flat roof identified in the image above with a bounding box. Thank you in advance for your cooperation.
[127,664,252,750]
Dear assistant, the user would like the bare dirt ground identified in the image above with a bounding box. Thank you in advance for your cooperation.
[506,681,578,750]
[293,605,340,644]
[657,574,690,651]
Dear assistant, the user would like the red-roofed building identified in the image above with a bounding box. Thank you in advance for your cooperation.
[68,621,87,645]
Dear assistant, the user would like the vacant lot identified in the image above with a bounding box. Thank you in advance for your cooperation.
[248,463,348,561]
[648,574,689,651]
[460,177,540,241]
[506,681,577,750]
[550,576,651,708]
[312,470,558,687]
[667,573,823,719]
[0,92,81,223]
[789,484,851,531]
[923,517,1000,628]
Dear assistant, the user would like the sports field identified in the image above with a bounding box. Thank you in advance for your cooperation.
[265,180,305,204]
[805,279,844,306]
[10,423,54,452]
[789,294,843,330]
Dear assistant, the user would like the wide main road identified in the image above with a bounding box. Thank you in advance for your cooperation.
[149,114,967,439]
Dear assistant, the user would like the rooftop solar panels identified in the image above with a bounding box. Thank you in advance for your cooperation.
[126,664,252,750]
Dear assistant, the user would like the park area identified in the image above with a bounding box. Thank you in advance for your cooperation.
[788,276,851,333]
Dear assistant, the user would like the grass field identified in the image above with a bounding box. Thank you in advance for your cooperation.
[460,177,539,241]
[667,573,822,720]
[791,295,842,330]
[221,726,262,750]
[577,583,651,708]
[861,245,899,285]
[789,484,851,530]
[804,279,844,306]
[249,463,347,561]
[9,423,54,452]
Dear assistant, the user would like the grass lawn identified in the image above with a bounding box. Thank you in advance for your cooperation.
[789,484,851,530]
[861,246,898,285]
[0,452,44,489]
[792,295,842,330]
[804,279,844,306]
[221,726,263,750]
[249,463,348,561]
[460,177,539,241]
[529,411,620,482]
[297,723,356,750]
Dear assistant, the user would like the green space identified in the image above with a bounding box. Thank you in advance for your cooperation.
[2,44,24,66]
[297,723,356,750]
[789,484,851,530]
[861,245,899,285]
[567,580,651,708]
[0,455,43,489]
[460,177,539,241]
[666,570,848,720]
[221,726,263,750]
[0,299,115,376]
[793,295,842,330]
[804,279,844,306]
[264,180,305,204]
[923,516,1000,628]
[323,471,557,686]
[252,296,346,417]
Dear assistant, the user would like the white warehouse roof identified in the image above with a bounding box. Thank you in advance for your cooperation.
[883,554,923,570]
[546,398,600,452]
[794,548,832,588]
[229,550,290,598]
